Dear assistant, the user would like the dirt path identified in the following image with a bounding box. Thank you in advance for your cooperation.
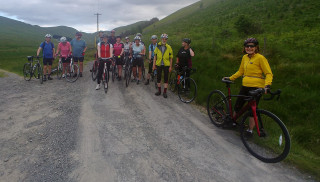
[0,66,315,182]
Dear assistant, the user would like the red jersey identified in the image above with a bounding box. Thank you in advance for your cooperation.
[99,42,113,58]
[113,42,124,56]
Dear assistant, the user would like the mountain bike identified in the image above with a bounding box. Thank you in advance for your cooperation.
[100,57,113,93]
[110,57,117,82]
[23,56,43,84]
[206,78,290,163]
[65,57,79,83]
[168,66,197,103]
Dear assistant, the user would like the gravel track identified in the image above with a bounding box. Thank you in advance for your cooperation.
[0,66,315,182]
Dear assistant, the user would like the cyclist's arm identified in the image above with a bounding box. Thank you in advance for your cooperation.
[129,44,132,57]
[153,54,157,70]
[229,58,245,81]
[120,48,124,57]
[110,47,114,58]
[97,44,101,58]
[260,58,273,86]
[189,48,195,57]
[149,49,152,60]
[52,48,56,58]
[83,46,87,54]
[37,47,42,57]
[176,57,179,64]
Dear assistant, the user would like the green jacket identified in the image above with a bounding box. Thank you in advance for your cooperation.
[154,42,173,66]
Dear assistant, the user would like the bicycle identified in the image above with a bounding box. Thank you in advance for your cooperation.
[91,58,99,81]
[168,66,197,103]
[206,78,291,163]
[125,57,133,87]
[23,56,44,84]
[100,57,113,93]
[65,57,79,83]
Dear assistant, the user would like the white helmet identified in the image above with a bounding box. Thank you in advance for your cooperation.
[134,36,141,41]
[136,33,142,37]
[160,33,168,39]
[45,34,52,38]
[60,37,67,42]
[151,35,158,40]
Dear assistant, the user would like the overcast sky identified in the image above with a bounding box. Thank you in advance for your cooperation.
[0,0,199,33]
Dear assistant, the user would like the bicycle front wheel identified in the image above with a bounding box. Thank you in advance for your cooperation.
[240,109,291,163]
[57,62,63,80]
[178,77,197,103]
[168,70,177,92]
[23,63,32,81]
[66,64,79,83]
[125,67,131,87]
[103,68,108,93]
[206,90,229,127]
[91,61,98,81]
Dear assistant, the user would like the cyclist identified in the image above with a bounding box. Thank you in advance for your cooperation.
[153,33,173,98]
[175,38,195,88]
[145,35,158,85]
[130,36,145,84]
[223,38,273,134]
[108,30,116,45]
[37,34,55,81]
[70,32,87,77]
[96,31,104,45]
[123,37,131,64]
[96,34,114,90]
[113,36,124,81]
[56,37,72,78]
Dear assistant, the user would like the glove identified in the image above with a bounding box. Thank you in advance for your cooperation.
[82,52,85,56]
[264,85,271,93]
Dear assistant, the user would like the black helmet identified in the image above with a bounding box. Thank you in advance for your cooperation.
[183,38,191,44]
[244,38,259,46]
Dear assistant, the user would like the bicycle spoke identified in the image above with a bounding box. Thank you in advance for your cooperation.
[178,78,197,103]
[206,90,229,127]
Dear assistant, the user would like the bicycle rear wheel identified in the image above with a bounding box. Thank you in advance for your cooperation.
[91,60,98,81]
[240,109,291,163]
[66,64,79,83]
[178,77,197,103]
[206,90,229,127]
[125,67,131,87]
[57,61,63,80]
[23,63,32,81]
[169,70,177,92]
[103,68,108,93]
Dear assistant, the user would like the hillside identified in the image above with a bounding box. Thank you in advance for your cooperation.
[114,18,159,37]
[141,0,320,179]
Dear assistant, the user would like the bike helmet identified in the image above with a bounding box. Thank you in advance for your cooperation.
[116,35,121,39]
[102,34,108,38]
[136,33,142,37]
[183,38,191,44]
[45,34,52,38]
[151,35,158,40]
[60,37,67,42]
[125,36,129,40]
[244,38,259,46]
[76,32,82,36]
[134,36,141,41]
[111,30,115,33]
[161,33,168,39]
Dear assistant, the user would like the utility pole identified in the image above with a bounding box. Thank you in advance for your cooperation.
[94,13,101,32]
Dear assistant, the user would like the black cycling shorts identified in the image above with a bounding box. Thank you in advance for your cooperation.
[156,65,169,83]
[132,57,143,67]
[73,57,84,62]
[43,58,53,66]
[61,57,71,63]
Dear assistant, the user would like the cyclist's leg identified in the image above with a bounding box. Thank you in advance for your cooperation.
[43,58,48,76]
[79,57,84,74]
[156,65,163,87]
[48,58,53,76]
[132,58,137,80]
[97,60,104,84]
[138,58,143,81]
[163,66,169,93]
[73,57,79,74]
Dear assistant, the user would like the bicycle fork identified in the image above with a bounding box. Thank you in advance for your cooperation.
[250,102,262,137]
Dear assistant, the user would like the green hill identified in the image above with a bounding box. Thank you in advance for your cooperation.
[141,0,320,179]
[114,18,159,37]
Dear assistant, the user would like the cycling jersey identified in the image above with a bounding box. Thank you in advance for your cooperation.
[40,41,54,58]
[98,42,113,58]
[57,42,71,58]
[149,43,157,60]
[70,39,86,57]
[132,43,144,57]
[124,42,131,53]
[113,42,124,56]
[154,42,173,67]
[177,47,192,68]
[230,53,273,88]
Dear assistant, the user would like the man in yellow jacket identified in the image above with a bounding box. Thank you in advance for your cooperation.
[153,33,173,98]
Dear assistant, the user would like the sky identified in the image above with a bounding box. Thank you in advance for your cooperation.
[0,0,199,33]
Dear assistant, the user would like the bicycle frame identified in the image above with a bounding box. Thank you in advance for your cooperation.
[224,83,263,136]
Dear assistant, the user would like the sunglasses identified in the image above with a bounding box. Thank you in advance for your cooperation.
[245,45,256,48]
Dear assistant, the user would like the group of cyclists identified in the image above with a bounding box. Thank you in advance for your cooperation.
[37,30,273,130]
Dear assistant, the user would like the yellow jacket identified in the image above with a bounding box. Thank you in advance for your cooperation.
[230,53,273,88]
[154,42,173,66]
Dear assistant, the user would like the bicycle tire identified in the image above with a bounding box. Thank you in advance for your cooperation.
[206,90,229,127]
[37,64,43,84]
[91,61,98,81]
[57,61,63,80]
[125,68,131,87]
[65,64,79,83]
[23,63,32,81]
[240,109,291,163]
[112,65,115,82]
[169,70,177,92]
[103,67,108,93]
[178,77,197,103]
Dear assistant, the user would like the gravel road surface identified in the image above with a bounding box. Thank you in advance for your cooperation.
[0,67,315,182]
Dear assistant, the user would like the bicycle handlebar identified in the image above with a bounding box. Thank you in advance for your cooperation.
[99,57,113,61]
[264,89,281,101]
[221,78,234,84]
